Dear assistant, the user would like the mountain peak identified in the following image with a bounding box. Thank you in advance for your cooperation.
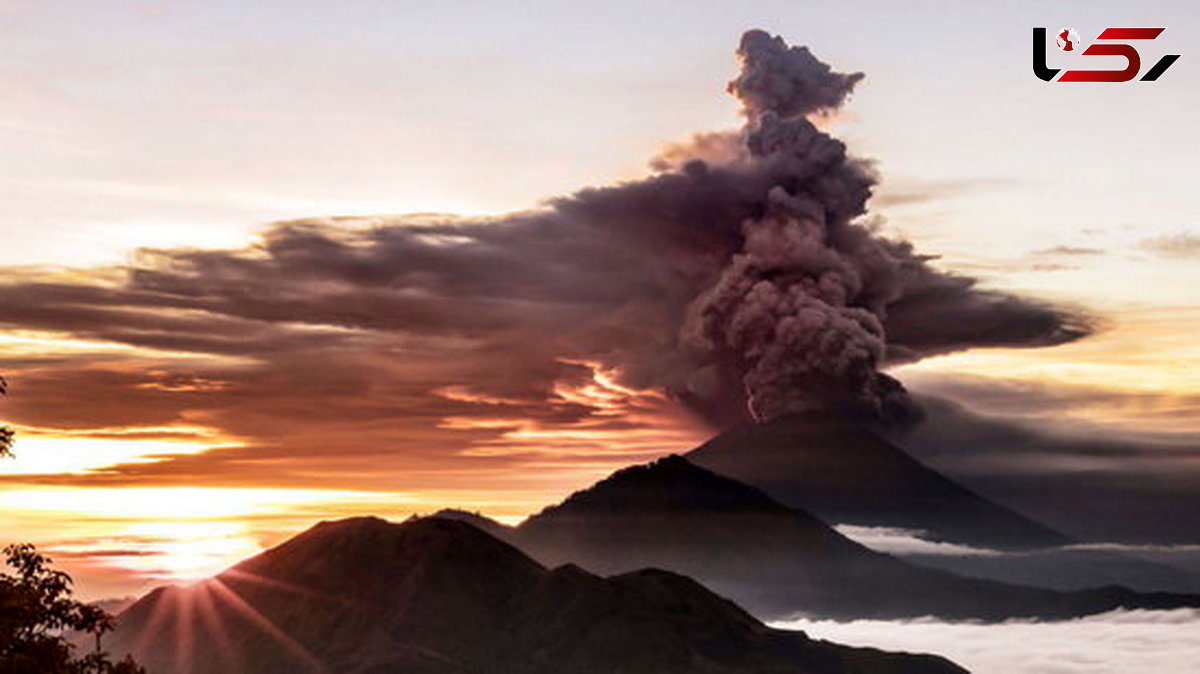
[255,514,501,555]
[527,454,790,521]
[688,416,1072,550]
[230,515,544,610]
[430,508,511,537]
[107,513,968,674]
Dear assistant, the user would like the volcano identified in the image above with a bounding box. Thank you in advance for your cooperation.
[683,416,1200,593]
[105,516,966,674]
[687,415,1072,550]
[508,455,1199,620]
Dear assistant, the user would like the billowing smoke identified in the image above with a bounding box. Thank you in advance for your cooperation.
[676,29,1041,424]
[0,30,1091,438]
[728,29,865,118]
[679,30,902,421]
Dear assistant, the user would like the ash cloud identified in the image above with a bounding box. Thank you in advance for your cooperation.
[0,29,1090,456]
[728,30,864,118]
[673,29,1088,422]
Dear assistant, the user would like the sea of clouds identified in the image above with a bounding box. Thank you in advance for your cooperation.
[836,524,1200,593]
[774,608,1200,674]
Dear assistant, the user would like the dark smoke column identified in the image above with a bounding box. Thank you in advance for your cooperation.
[682,30,913,423]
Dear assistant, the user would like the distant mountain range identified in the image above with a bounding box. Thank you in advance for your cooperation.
[461,455,1200,621]
[684,415,1199,593]
[107,517,967,674]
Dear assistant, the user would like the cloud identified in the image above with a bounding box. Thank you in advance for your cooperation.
[773,609,1200,674]
[879,270,1093,363]
[889,381,1200,545]
[834,525,1003,557]
[727,30,864,118]
[902,373,1200,432]
[869,177,1013,210]
[838,523,1200,565]
[835,524,1200,593]
[0,31,1090,490]
[1141,232,1200,259]
[1033,246,1106,256]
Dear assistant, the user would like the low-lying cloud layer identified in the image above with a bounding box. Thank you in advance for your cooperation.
[0,31,1089,490]
[775,609,1200,674]
[836,524,1200,593]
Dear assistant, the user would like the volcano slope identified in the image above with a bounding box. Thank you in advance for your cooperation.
[688,415,1070,550]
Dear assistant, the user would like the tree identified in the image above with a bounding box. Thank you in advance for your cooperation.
[0,544,146,673]
[0,378,144,671]
[0,375,12,458]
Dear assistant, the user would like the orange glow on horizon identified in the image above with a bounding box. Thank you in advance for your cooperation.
[0,427,231,476]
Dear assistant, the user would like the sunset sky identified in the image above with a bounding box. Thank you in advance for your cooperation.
[2,1,1198,599]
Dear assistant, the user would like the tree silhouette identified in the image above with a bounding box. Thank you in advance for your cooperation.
[0,544,146,673]
[0,380,143,671]
[0,375,12,458]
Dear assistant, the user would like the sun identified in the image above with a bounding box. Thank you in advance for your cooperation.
[120,522,262,582]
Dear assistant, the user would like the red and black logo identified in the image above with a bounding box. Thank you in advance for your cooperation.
[1033,27,1180,82]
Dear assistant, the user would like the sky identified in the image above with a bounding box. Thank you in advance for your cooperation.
[1,1,1199,600]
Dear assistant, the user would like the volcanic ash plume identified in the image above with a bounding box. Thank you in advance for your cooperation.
[681,30,916,423]
[728,29,865,118]
[0,30,1090,442]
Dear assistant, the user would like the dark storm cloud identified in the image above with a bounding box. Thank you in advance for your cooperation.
[0,30,1092,484]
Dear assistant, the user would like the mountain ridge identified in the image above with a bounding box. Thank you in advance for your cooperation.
[107,516,968,674]
[512,455,1200,620]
